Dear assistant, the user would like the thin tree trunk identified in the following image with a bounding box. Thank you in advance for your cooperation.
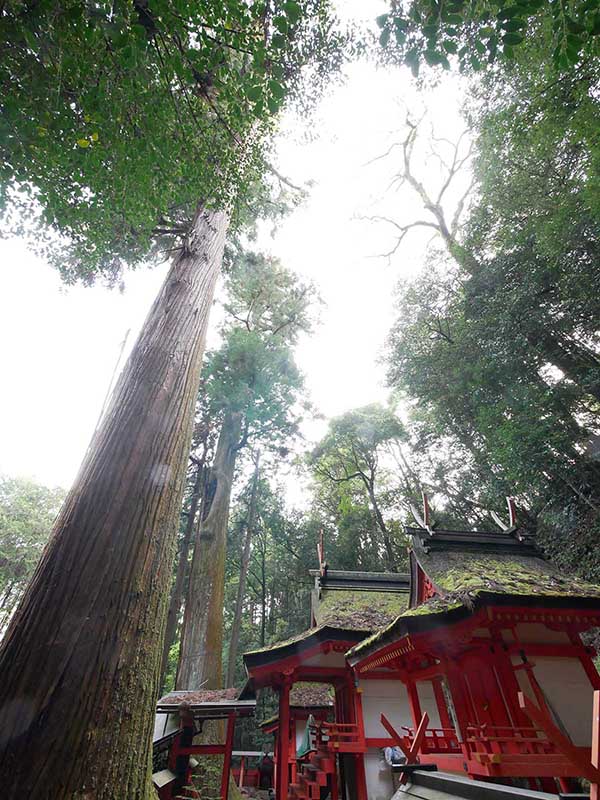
[226,452,260,688]
[260,543,266,647]
[0,206,229,800]
[365,481,396,570]
[176,409,242,690]
[160,456,206,690]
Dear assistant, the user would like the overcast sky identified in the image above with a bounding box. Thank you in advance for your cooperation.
[0,16,469,494]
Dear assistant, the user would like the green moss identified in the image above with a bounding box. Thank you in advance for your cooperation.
[315,588,409,630]
[420,550,600,599]
[245,626,322,656]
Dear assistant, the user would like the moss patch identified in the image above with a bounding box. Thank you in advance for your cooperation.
[315,588,409,630]
[420,550,600,600]
[290,682,334,708]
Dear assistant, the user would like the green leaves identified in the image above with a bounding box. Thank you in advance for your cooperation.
[0,0,347,283]
[377,0,600,73]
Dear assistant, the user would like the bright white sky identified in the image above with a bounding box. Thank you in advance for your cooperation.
[0,10,469,494]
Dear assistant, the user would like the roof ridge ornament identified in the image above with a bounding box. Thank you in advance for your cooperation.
[409,492,435,535]
[490,496,524,540]
[317,528,328,577]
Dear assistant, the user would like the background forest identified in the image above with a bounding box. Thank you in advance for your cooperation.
[1,0,600,794]
[3,17,600,677]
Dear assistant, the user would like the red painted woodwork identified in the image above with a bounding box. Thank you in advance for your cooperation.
[592,690,599,800]
[276,681,291,800]
[220,713,236,800]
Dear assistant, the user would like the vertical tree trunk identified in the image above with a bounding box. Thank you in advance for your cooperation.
[0,206,229,800]
[260,543,266,647]
[226,452,260,688]
[176,410,242,690]
[159,456,206,690]
[365,483,396,570]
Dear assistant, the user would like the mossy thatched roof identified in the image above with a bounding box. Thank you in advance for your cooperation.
[348,546,600,661]
[290,682,334,708]
[157,687,240,705]
[418,548,600,601]
[314,588,409,630]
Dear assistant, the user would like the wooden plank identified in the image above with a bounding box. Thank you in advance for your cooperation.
[592,690,599,800]
[379,714,411,760]
[519,692,600,783]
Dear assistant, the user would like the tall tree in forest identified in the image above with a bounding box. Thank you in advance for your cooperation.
[176,252,315,690]
[309,404,407,570]
[0,4,344,797]
[160,409,215,689]
[0,476,65,635]
[379,43,600,574]
[223,477,317,684]
[226,451,261,687]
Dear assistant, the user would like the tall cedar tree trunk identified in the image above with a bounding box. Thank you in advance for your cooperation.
[160,457,206,689]
[226,452,260,687]
[362,476,395,571]
[0,206,228,800]
[176,410,242,690]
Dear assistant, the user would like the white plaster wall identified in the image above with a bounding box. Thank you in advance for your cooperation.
[416,681,442,728]
[363,749,393,800]
[360,679,412,738]
[511,623,570,645]
[533,656,593,746]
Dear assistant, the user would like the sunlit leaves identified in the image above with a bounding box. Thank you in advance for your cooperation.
[376,0,600,73]
[0,0,347,284]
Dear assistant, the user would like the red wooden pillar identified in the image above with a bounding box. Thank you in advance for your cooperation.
[354,753,368,800]
[592,690,600,800]
[276,680,292,800]
[406,680,422,731]
[220,712,236,800]
[351,677,368,800]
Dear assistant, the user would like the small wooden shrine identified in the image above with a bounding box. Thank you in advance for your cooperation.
[152,688,255,800]
[242,500,600,800]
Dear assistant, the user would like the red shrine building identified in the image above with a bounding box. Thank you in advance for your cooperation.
[241,512,600,800]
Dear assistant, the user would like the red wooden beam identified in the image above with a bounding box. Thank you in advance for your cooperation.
[518,692,600,783]
[592,691,599,800]
[220,712,236,800]
[276,681,291,800]
[379,713,411,760]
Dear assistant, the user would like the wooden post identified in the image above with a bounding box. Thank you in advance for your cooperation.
[220,712,236,800]
[238,756,245,789]
[592,690,600,800]
[406,680,422,731]
[432,677,452,730]
[276,680,292,800]
[354,753,368,800]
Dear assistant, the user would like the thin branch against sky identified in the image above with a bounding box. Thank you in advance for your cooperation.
[0,60,467,497]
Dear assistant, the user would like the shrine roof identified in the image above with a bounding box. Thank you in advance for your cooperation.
[347,527,600,663]
[244,624,365,671]
[290,682,334,708]
[155,687,255,717]
[314,586,410,630]
[415,546,600,602]
[157,687,240,705]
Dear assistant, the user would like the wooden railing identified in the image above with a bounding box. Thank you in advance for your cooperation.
[465,724,554,757]
[312,721,364,752]
[402,725,461,754]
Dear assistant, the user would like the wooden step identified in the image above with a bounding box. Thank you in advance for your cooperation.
[301,764,328,786]
[298,778,321,799]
